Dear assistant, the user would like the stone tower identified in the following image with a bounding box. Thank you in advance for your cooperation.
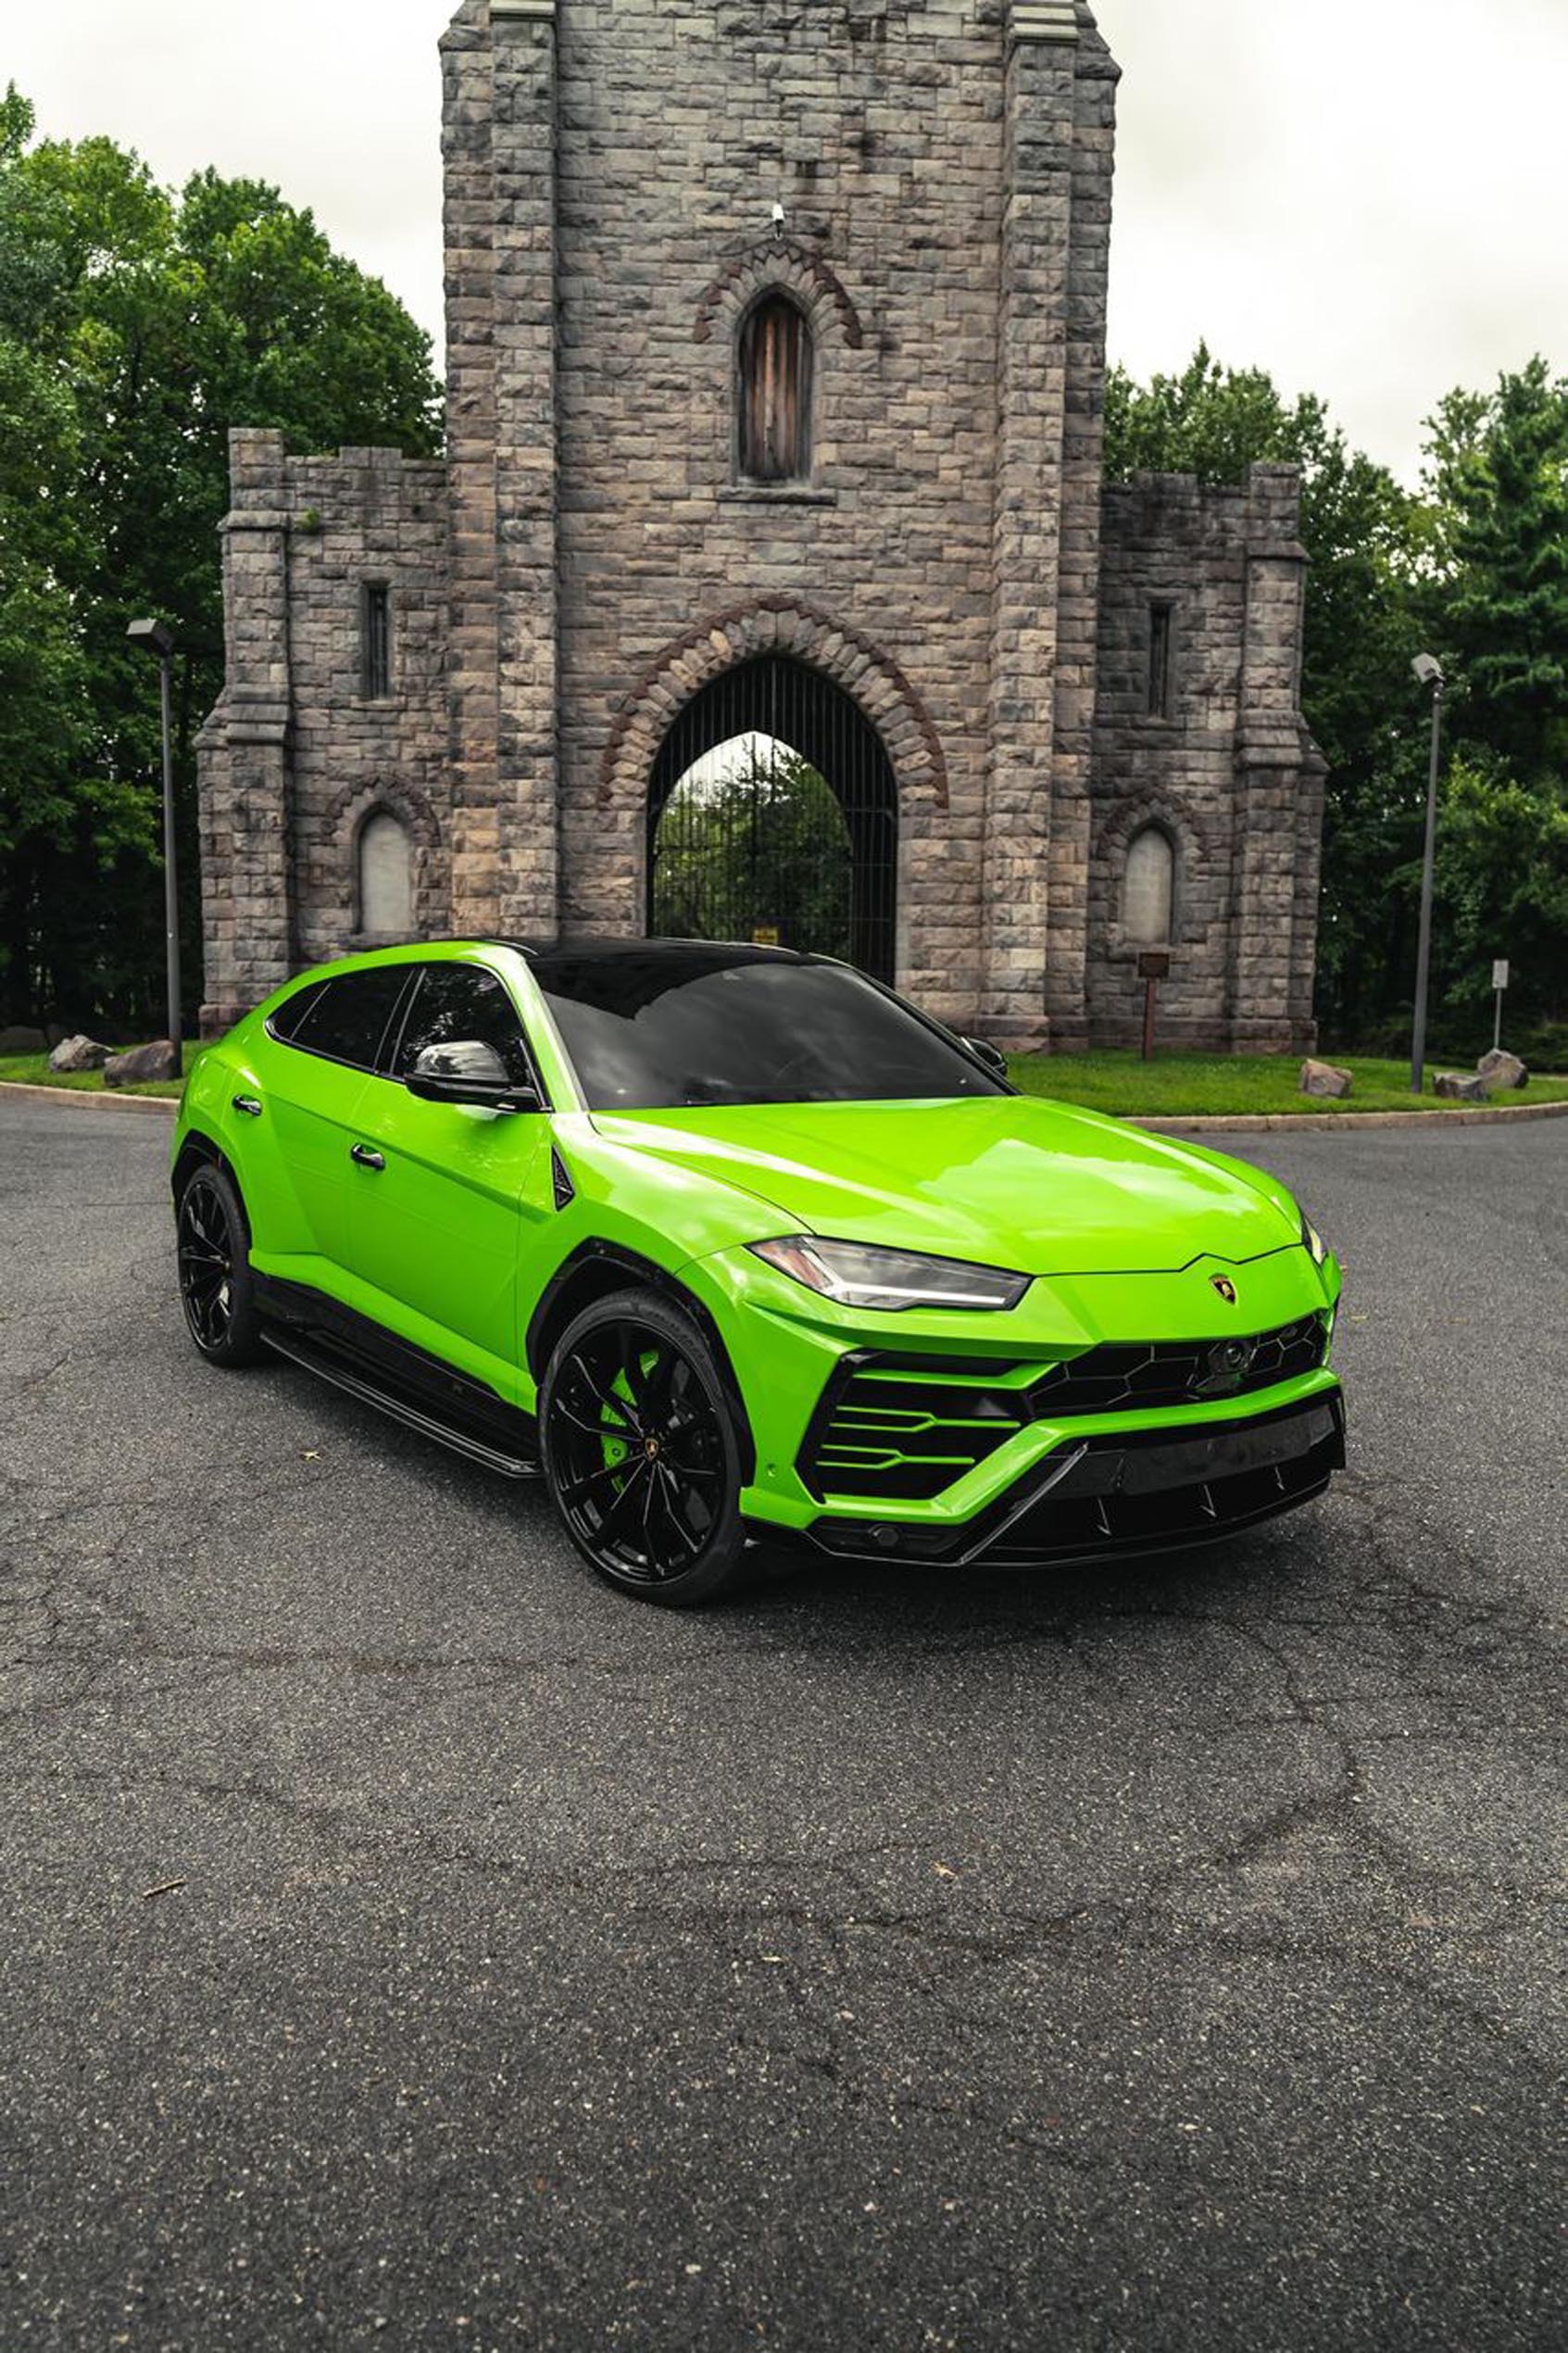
[197,0,1325,1052]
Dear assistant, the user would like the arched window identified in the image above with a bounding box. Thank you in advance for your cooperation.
[357,809,412,938]
[1123,825,1174,946]
[737,294,813,483]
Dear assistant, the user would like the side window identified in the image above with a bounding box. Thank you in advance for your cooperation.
[395,964,537,1091]
[288,967,411,1071]
[268,979,327,1042]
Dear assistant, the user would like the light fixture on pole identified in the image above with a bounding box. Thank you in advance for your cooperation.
[126,618,182,1074]
[1410,652,1445,1097]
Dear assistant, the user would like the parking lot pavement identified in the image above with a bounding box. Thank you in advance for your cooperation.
[1,1095,1563,2351]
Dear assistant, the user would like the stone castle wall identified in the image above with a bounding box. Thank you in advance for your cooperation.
[1087,465,1323,1051]
[196,0,1325,1052]
[196,434,449,1029]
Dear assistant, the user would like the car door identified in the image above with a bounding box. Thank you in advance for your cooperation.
[342,960,554,1397]
[252,965,414,1278]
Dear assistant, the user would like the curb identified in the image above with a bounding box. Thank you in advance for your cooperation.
[1121,1099,1568,1135]
[3,1079,1566,1137]
[0,1080,179,1117]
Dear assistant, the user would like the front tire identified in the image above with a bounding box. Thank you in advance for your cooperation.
[176,1162,263,1366]
[539,1287,748,1606]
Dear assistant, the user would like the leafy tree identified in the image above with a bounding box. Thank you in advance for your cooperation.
[1424,359,1568,781]
[0,87,441,1029]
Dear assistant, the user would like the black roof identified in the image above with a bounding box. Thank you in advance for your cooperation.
[483,936,813,967]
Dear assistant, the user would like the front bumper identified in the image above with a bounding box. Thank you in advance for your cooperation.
[684,1234,1345,1558]
[797,1389,1346,1569]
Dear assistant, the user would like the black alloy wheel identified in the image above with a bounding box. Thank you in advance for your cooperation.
[176,1164,262,1366]
[540,1287,748,1604]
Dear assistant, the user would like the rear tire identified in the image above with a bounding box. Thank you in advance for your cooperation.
[539,1287,748,1606]
[175,1162,263,1367]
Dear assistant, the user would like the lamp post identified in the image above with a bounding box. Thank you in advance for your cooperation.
[1410,652,1445,1097]
[126,618,182,1071]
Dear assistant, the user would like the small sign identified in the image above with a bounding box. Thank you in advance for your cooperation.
[1492,960,1510,991]
[752,925,781,948]
[1136,950,1172,981]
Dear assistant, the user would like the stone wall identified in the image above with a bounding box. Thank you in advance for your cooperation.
[194,0,1327,1055]
[195,431,449,1031]
[1086,464,1323,1051]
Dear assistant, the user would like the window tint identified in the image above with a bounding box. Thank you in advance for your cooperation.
[289,967,410,1071]
[268,979,327,1042]
[533,950,1008,1112]
[395,964,536,1090]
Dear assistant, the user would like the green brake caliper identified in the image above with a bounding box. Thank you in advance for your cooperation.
[600,1349,659,1479]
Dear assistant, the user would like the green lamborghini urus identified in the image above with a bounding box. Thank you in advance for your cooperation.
[170,938,1346,1605]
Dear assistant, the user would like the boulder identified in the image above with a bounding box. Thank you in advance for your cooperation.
[103,1039,182,1088]
[1433,1070,1489,1103]
[1299,1058,1353,1100]
[47,1033,112,1074]
[1475,1048,1528,1093]
[0,1025,46,1056]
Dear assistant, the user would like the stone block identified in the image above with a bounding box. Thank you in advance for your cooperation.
[1433,1070,1489,1103]
[104,1040,182,1087]
[48,1035,112,1073]
[1476,1048,1528,1093]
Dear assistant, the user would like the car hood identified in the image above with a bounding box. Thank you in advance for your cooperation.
[590,1097,1302,1277]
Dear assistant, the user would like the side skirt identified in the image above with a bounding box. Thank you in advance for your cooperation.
[252,1272,541,1482]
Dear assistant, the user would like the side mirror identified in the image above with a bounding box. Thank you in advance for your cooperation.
[962,1037,1009,1079]
[406,1039,540,1114]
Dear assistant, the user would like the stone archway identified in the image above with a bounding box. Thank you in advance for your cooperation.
[598,596,947,984]
[647,655,897,979]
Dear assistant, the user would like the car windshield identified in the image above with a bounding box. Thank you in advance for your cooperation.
[532,948,1008,1112]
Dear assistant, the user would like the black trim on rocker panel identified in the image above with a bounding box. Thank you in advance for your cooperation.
[252,1273,540,1478]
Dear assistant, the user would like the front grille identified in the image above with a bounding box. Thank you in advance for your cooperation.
[1023,1314,1330,1417]
[797,1317,1332,1504]
[800,1364,1022,1501]
[809,1392,1347,1568]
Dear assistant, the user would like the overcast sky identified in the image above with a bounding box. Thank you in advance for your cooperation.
[8,0,1566,482]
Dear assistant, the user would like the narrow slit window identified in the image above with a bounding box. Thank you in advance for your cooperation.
[738,295,813,484]
[1148,603,1174,719]
[361,584,392,700]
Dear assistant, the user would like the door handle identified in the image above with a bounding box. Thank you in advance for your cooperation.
[232,1094,262,1118]
[349,1143,385,1172]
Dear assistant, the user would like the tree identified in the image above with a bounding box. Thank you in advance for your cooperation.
[0,88,442,1028]
[1424,360,1568,780]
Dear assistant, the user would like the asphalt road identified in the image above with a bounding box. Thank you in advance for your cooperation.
[1,1096,1563,2351]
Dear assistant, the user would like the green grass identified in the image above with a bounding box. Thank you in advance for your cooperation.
[3,1045,1564,1121]
[0,1050,184,1100]
[1004,1051,1568,1119]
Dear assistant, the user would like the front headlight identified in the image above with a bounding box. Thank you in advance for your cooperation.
[1300,1208,1330,1267]
[747,1236,1030,1313]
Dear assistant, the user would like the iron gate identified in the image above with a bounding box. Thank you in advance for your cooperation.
[647,656,897,981]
